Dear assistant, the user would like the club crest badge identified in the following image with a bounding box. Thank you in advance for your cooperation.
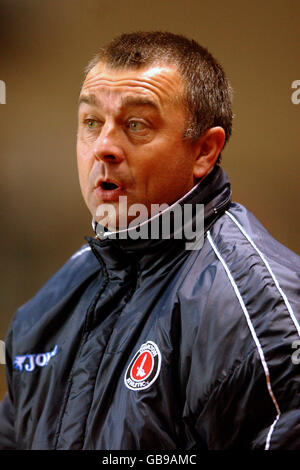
[124,341,161,391]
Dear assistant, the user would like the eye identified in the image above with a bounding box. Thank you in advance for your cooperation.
[127,120,146,132]
[86,119,98,129]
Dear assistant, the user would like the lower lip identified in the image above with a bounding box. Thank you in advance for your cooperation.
[94,186,125,201]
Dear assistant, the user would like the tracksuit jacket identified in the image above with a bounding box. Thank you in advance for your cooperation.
[0,165,299,450]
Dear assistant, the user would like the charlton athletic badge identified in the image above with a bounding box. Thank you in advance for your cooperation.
[124,341,161,391]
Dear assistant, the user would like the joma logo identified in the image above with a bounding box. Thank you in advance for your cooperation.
[13,345,58,372]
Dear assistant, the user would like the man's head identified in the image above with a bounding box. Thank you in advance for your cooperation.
[77,32,233,229]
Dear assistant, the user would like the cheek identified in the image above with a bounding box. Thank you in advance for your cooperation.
[141,144,194,200]
[77,138,89,164]
[77,140,91,193]
[139,143,191,181]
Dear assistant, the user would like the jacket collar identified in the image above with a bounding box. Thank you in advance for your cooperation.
[85,165,231,273]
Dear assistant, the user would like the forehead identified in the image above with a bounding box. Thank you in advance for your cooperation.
[79,62,184,109]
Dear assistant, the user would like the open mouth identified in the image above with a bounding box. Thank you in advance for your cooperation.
[100,181,120,190]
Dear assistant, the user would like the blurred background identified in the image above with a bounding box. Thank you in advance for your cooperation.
[0,0,299,398]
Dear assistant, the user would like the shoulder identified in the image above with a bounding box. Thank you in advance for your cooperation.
[11,242,101,333]
[207,203,300,312]
[212,202,300,271]
[185,201,300,338]
[178,202,300,394]
[179,205,300,446]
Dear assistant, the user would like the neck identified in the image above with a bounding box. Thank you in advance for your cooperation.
[93,179,203,241]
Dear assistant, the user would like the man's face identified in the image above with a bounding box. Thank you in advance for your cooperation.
[77,61,199,229]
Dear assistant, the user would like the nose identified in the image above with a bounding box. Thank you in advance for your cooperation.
[93,121,125,164]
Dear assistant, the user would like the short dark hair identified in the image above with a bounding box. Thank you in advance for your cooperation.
[84,31,233,162]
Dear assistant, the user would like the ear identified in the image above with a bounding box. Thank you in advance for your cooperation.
[192,127,225,181]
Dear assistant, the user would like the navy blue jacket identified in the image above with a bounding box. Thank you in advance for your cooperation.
[0,166,299,450]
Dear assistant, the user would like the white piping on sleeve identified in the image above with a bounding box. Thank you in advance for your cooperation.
[225,210,300,337]
[265,414,280,450]
[224,209,300,449]
[206,231,281,450]
[71,246,91,260]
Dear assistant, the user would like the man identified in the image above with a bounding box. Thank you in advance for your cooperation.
[0,31,299,450]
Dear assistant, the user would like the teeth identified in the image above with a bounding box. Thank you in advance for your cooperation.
[102,181,118,190]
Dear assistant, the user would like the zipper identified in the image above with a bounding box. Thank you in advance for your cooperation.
[53,244,109,449]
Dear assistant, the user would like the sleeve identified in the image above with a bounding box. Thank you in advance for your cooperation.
[0,327,16,449]
[187,345,300,450]
[251,410,300,450]
[179,239,300,450]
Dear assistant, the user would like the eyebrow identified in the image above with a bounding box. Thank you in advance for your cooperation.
[78,93,159,111]
[120,95,159,111]
[78,93,99,107]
